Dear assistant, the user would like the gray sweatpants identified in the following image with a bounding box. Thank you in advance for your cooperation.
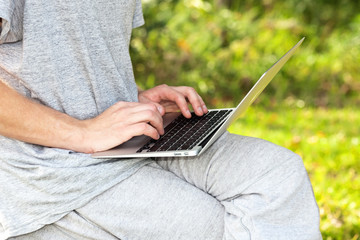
[11,132,322,240]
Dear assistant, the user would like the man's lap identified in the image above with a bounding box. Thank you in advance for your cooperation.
[11,161,225,240]
[11,132,321,240]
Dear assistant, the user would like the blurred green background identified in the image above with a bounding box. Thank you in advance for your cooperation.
[130,0,360,239]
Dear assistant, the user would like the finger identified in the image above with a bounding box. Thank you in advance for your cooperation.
[125,107,164,135]
[124,122,161,140]
[153,102,165,116]
[125,102,164,116]
[173,86,208,116]
[137,94,166,116]
[156,86,192,118]
[159,101,181,113]
[110,103,164,135]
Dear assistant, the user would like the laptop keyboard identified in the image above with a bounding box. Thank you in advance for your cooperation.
[137,109,232,153]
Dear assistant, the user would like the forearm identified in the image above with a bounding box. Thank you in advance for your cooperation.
[0,81,86,152]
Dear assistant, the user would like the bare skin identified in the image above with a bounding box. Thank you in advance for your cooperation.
[0,81,207,154]
[138,84,208,118]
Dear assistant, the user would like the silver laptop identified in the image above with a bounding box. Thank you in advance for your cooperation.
[92,37,304,159]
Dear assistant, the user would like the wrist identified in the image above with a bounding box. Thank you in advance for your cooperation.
[50,113,94,154]
[67,119,95,154]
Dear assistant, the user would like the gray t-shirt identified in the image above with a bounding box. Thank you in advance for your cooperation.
[0,0,149,238]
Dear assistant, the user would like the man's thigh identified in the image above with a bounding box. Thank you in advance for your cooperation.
[157,131,303,200]
[156,132,321,240]
[76,162,224,240]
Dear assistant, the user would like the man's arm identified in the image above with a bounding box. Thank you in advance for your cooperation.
[0,80,87,152]
[0,80,163,153]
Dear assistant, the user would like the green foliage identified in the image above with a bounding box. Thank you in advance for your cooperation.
[131,0,360,108]
[228,106,360,240]
[130,1,360,239]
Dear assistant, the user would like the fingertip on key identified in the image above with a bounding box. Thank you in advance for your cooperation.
[202,105,208,113]
[186,109,191,118]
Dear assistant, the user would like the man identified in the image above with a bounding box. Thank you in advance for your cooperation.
[0,0,321,239]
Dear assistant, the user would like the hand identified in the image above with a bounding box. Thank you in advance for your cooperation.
[138,84,208,118]
[80,101,164,153]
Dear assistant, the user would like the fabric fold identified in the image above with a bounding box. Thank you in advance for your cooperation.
[0,0,24,44]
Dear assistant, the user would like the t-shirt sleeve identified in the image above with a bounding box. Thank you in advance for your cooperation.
[132,0,145,28]
[0,0,24,44]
